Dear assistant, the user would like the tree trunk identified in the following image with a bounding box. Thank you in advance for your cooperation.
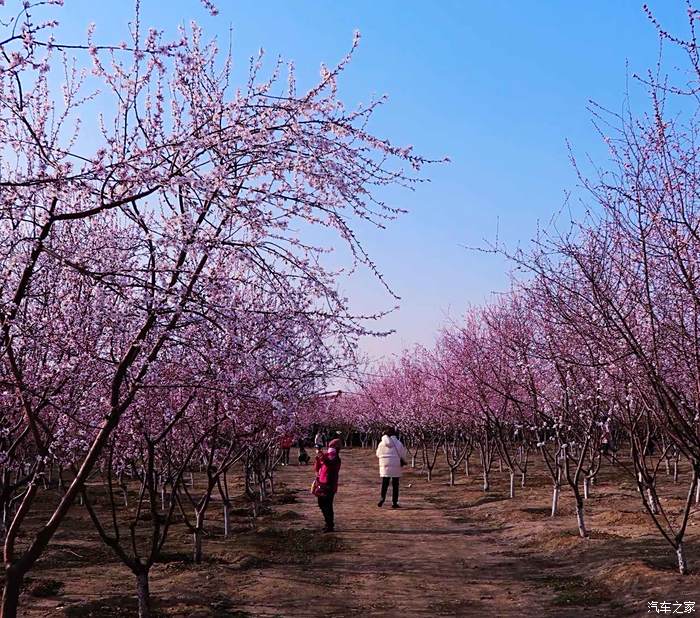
[551,484,560,517]
[583,476,589,500]
[1,567,23,618]
[193,511,204,564]
[677,542,688,575]
[521,471,526,487]
[193,530,203,564]
[647,488,659,515]
[223,502,230,538]
[509,471,515,499]
[465,456,470,477]
[449,468,455,487]
[575,499,587,538]
[136,569,151,618]
[482,469,489,492]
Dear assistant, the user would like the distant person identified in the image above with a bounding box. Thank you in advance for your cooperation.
[333,430,347,449]
[376,428,409,508]
[314,429,325,448]
[279,434,293,465]
[601,422,614,455]
[312,438,342,532]
[298,439,310,465]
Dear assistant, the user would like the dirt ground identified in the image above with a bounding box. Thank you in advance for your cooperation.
[16,447,700,617]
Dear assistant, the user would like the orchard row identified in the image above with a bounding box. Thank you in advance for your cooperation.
[0,1,429,616]
[336,33,700,575]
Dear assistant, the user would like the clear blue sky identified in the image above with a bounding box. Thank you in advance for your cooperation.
[55,1,691,360]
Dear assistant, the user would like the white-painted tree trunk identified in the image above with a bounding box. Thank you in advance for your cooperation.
[551,484,560,517]
[647,488,659,515]
[575,502,587,537]
[509,471,515,499]
[583,476,589,500]
[677,542,688,575]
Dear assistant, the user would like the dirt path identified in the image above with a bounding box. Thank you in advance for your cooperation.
[232,449,603,617]
[23,447,651,617]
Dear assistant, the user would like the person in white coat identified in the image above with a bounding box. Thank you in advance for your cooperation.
[375,428,409,508]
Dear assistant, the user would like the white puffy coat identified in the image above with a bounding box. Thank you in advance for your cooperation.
[376,435,409,478]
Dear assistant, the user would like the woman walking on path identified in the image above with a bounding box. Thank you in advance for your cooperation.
[313,438,342,532]
[376,428,409,508]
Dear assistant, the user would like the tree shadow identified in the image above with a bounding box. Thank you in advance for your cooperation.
[335,526,493,537]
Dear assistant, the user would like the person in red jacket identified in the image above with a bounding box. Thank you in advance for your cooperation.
[279,434,293,465]
[313,438,342,532]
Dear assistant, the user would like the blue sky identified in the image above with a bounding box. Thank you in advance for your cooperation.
[54,1,691,360]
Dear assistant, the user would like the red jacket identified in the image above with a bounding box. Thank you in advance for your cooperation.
[280,435,294,449]
[314,450,341,494]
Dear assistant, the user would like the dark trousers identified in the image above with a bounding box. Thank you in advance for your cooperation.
[380,477,400,505]
[317,493,335,528]
[282,448,290,464]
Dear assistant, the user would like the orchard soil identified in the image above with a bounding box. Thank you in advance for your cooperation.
[15,448,700,617]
